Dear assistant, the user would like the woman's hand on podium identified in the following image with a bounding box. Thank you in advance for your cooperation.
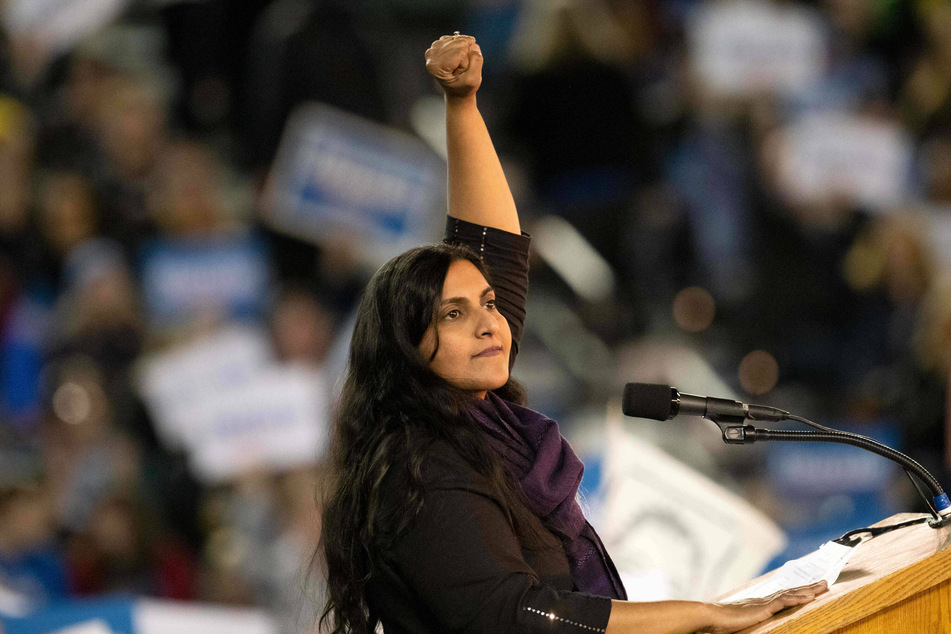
[705,580,828,633]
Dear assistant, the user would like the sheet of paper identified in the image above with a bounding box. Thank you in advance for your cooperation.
[722,540,859,602]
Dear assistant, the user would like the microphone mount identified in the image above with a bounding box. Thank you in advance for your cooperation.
[622,383,951,528]
[721,421,951,529]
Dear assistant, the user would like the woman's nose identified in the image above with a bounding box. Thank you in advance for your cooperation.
[477,306,499,335]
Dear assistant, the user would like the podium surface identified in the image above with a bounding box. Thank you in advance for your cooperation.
[729,513,951,634]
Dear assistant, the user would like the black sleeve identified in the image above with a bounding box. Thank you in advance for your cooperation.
[381,449,612,633]
[444,216,531,364]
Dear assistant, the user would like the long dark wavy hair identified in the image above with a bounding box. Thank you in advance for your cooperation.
[318,243,543,634]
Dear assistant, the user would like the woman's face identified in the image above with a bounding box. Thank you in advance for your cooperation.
[419,259,511,398]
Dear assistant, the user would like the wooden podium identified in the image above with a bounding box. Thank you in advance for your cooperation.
[726,513,951,634]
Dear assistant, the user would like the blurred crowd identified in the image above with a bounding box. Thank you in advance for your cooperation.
[1,0,950,631]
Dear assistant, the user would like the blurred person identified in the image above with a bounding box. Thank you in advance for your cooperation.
[240,0,387,172]
[270,286,334,366]
[149,138,234,238]
[0,94,42,280]
[204,467,324,631]
[36,44,120,173]
[900,1,951,132]
[92,71,171,252]
[836,213,938,422]
[39,356,145,533]
[0,484,68,606]
[140,138,270,336]
[67,494,196,599]
[318,35,824,634]
[870,276,951,511]
[0,95,49,424]
[197,471,278,607]
[48,239,143,383]
[274,466,325,633]
[919,132,951,207]
[0,95,33,236]
[35,170,102,282]
[843,214,934,311]
[505,0,659,274]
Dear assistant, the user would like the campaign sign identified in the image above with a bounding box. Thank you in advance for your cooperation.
[778,113,914,210]
[764,420,900,499]
[264,103,445,267]
[136,327,330,482]
[0,597,278,634]
[0,596,135,634]
[139,232,270,330]
[1,0,128,57]
[598,420,786,601]
[184,365,329,483]
[688,0,826,98]
[135,326,273,450]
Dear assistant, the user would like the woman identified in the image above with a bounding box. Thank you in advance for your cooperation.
[319,35,825,634]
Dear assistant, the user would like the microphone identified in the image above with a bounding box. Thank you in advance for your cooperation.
[622,383,789,423]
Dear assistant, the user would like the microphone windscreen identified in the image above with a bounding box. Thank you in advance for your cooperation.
[622,383,674,421]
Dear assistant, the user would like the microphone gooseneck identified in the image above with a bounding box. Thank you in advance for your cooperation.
[621,382,951,526]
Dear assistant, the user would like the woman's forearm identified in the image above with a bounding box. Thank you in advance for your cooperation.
[445,94,520,235]
[605,580,826,634]
[425,34,520,235]
[606,600,713,634]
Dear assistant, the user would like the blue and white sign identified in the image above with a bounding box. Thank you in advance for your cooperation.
[765,420,901,499]
[264,103,445,267]
[764,419,901,561]
[0,597,277,634]
[183,364,330,482]
[136,327,330,482]
[139,232,270,330]
[135,326,273,450]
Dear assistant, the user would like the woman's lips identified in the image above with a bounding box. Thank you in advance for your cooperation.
[473,346,503,358]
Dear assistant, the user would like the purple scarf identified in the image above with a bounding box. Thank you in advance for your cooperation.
[469,392,627,600]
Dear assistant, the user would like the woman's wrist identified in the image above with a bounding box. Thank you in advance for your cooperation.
[445,93,478,110]
[698,601,720,631]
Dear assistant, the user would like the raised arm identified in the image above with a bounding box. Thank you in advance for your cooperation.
[425,34,520,235]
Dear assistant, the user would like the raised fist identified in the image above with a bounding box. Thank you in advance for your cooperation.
[424,34,483,99]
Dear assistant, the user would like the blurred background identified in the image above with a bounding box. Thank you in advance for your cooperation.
[1,0,950,631]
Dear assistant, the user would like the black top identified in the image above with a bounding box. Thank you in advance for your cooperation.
[364,217,613,633]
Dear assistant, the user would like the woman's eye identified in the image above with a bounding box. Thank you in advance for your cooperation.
[485,299,496,310]
[445,309,461,320]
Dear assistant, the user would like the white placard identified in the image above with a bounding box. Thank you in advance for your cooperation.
[137,327,330,482]
[689,0,826,97]
[135,600,278,634]
[1,0,127,54]
[185,365,329,483]
[136,326,273,449]
[778,113,913,210]
[599,420,786,601]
